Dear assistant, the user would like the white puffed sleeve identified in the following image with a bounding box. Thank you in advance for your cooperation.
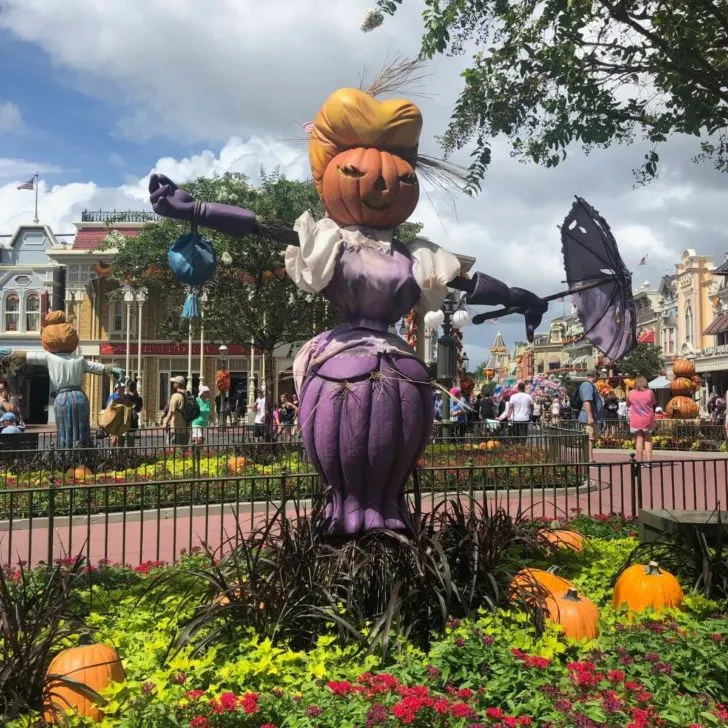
[407,239,462,312]
[284,212,344,294]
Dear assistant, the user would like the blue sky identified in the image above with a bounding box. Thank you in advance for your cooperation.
[0,31,197,188]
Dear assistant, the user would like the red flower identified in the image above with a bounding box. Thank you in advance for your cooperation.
[449,702,475,720]
[607,669,625,683]
[486,707,505,719]
[190,718,209,728]
[186,690,205,700]
[305,705,323,718]
[218,692,238,712]
[518,718,533,726]
[328,680,357,696]
[240,692,260,714]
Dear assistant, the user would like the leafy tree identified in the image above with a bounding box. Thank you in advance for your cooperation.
[106,171,426,393]
[371,0,728,190]
[105,171,338,393]
[619,343,664,381]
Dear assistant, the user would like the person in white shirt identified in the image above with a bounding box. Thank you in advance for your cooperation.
[551,397,561,425]
[499,382,533,437]
[251,389,267,439]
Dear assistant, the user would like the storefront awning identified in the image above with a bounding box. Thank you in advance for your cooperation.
[704,314,728,335]
[637,329,656,344]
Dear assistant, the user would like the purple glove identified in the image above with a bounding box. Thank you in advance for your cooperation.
[466,272,547,342]
[149,173,257,238]
[149,173,196,222]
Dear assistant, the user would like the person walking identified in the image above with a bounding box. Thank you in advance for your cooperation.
[278,392,297,440]
[550,397,561,426]
[504,381,533,437]
[627,376,656,466]
[577,372,604,462]
[162,376,190,446]
[251,388,267,440]
[191,385,212,445]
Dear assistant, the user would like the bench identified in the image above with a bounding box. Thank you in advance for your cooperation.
[639,508,728,547]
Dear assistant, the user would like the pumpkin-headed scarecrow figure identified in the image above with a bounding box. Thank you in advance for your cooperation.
[149,87,546,535]
[0,311,122,449]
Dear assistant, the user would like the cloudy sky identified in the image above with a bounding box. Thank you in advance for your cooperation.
[1,0,726,367]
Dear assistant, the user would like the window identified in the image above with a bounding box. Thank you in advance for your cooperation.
[685,305,693,345]
[5,294,19,332]
[110,299,136,336]
[25,294,40,332]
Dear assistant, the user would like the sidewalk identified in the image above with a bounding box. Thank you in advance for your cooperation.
[596,449,728,461]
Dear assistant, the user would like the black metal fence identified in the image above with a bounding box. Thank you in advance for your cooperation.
[1,452,726,568]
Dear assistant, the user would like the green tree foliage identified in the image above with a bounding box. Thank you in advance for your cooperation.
[372,0,728,190]
[619,343,664,381]
[107,172,338,358]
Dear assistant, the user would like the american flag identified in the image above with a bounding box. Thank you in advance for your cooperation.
[638,255,648,266]
[17,177,34,191]
[302,121,315,136]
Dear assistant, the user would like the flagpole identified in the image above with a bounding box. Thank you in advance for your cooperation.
[33,172,39,224]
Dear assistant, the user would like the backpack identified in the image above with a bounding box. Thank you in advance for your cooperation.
[182,393,201,424]
[571,381,596,416]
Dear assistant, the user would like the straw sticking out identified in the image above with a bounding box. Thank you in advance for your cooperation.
[360,55,432,100]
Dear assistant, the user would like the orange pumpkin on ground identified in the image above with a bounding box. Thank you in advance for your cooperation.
[227,456,248,476]
[539,522,585,552]
[214,587,242,606]
[477,441,489,451]
[612,561,684,612]
[509,567,574,600]
[322,147,419,229]
[672,358,695,378]
[665,396,699,419]
[64,466,94,483]
[44,642,125,723]
[545,588,600,640]
[669,377,693,395]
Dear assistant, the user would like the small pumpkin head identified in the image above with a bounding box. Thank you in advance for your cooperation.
[41,310,79,354]
[44,641,125,723]
[612,560,684,612]
[545,588,600,640]
[672,358,696,378]
[322,147,419,229]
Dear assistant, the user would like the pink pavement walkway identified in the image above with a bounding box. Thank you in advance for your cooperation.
[2,451,727,567]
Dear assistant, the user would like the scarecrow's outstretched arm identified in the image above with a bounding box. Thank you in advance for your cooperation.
[149,174,300,244]
[448,274,547,343]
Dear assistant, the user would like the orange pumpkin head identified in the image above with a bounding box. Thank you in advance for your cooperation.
[322,147,419,229]
[612,561,684,612]
[44,642,125,723]
[545,588,600,640]
[672,358,696,378]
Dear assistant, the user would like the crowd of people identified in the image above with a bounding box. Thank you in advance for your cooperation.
[433,371,662,466]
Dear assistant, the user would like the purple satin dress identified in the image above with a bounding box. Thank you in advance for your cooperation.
[294,239,433,535]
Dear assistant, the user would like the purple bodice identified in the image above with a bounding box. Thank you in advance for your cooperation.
[322,240,420,326]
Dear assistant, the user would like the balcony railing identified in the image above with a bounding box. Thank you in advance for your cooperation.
[699,345,728,357]
[81,209,161,223]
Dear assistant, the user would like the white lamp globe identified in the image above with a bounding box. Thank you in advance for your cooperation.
[424,310,445,330]
[452,309,470,329]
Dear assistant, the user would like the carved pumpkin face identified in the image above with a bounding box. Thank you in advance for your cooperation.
[322,147,419,229]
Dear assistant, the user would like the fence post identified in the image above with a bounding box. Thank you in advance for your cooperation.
[629,454,642,518]
[46,475,56,568]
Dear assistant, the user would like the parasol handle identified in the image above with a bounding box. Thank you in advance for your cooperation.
[471,277,619,325]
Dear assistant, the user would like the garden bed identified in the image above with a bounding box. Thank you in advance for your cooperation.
[2,513,727,727]
[0,443,586,520]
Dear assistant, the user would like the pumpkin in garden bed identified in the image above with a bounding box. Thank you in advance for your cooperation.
[486,440,501,450]
[64,465,94,483]
[227,455,248,476]
[44,641,125,723]
[613,561,684,612]
[509,567,574,601]
[672,358,695,377]
[545,588,600,639]
[665,395,699,419]
[538,521,585,552]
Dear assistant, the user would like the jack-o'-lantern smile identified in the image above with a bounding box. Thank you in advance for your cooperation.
[361,196,390,211]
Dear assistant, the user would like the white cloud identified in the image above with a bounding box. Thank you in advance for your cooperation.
[1,0,727,357]
[0,101,22,132]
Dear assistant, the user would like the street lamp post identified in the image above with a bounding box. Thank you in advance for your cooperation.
[199,289,209,388]
[424,293,470,439]
[218,344,228,427]
[122,284,134,378]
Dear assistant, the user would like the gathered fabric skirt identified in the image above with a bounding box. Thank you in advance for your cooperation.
[54,389,91,450]
[297,332,433,536]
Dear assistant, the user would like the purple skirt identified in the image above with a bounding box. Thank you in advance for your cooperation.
[298,341,433,535]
